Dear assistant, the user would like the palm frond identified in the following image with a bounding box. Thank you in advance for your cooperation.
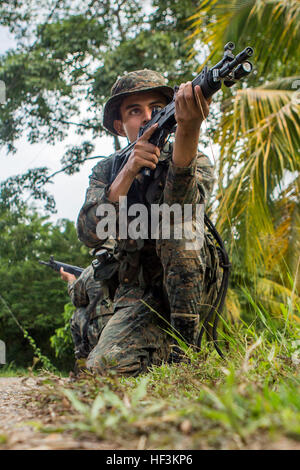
[188,0,300,312]
[225,287,242,322]
[188,1,300,75]
[216,78,299,231]
[255,277,300,322]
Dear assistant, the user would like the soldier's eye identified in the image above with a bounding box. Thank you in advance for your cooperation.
[129,108,140,115]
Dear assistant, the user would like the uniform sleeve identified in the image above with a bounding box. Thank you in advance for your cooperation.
[67,269,89,308]
[77,156,120,249]
[163,151,215,206]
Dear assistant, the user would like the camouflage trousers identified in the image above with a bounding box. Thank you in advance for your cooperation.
[70,307,113,359]
[71,239,220,376]
[70,231,220,377]
[72,187,221,376]
[86,286,172,376]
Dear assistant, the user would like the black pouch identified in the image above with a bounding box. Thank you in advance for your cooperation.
[93,259,119,281]
[92,248,119,282]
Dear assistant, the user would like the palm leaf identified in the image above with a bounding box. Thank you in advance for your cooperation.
[188,1,300,75]
[188,0,300,319]
[255,277,300,322]
[215,77,300,271]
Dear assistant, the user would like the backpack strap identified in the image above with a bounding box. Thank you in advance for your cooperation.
[197,213,231,358]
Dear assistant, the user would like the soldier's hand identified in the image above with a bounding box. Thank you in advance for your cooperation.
[125,123,160,177]
[60,267,76,283]
[174,82,211,132]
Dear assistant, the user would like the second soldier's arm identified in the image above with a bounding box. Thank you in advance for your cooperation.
[68,267,91,308]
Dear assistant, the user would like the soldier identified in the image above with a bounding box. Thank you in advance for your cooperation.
[77,69,220,376]
[60,262,115,361]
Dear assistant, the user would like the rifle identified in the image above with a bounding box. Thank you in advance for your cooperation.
[110,42,254,181]
[38,256,84,278]
[108,42,253,358]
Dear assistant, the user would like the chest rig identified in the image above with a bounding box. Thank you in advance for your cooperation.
[115,155,170,289]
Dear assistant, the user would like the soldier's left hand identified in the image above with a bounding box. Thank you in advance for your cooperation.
[174,82,211,132]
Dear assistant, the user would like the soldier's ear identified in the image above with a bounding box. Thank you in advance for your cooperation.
[113,120,126,137]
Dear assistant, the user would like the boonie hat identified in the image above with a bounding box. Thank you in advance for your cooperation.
[103,69,174,136]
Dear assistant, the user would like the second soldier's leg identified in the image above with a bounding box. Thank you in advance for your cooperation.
[86,287,171,376]
[70,307,91,359]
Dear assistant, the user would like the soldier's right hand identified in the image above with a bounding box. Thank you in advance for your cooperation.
[125,124,160,177]
[60,267,76,283]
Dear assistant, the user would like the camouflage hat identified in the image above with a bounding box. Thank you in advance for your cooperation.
[103,69,174,136]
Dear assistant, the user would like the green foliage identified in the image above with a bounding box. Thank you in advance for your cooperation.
[0,0,298,378]
[0,0,203,210]
[188,0,300,322]
[0,201,90,369]
[50,302,75,361]
[0,0,210,372]
[0,293,57,372]
[26,308,300,449]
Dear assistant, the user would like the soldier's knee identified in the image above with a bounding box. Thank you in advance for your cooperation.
[86,345,150,377]
[86,354,146,377]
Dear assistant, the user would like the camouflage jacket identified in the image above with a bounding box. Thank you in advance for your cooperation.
[67,264,114,320]
[77,142,215,290]
[68,265,101,309]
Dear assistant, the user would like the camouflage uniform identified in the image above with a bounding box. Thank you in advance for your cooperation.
[76,70,220,376]
[68,264,114,359]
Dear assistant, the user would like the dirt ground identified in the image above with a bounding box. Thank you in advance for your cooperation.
[0,376,123,450]
[0,376,299,450]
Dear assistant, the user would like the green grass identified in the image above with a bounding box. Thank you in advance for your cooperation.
[22,300,300,449]
[0,362,35,377]
[0,361,68,378]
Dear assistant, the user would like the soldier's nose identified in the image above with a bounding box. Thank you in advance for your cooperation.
[142,108,152,125]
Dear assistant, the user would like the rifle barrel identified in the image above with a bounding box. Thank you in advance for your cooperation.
[38,258,84,277]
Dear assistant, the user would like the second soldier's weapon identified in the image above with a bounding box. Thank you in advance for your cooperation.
[38,256,84,278]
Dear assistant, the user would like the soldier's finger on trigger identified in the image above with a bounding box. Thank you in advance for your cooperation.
[138,139,160,157]
[141,123,158,140]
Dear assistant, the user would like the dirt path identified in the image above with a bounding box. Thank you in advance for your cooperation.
[0,376,120,450]
[1,376,299,450]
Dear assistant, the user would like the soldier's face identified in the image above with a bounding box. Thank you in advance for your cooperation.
[113,90,168,142]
